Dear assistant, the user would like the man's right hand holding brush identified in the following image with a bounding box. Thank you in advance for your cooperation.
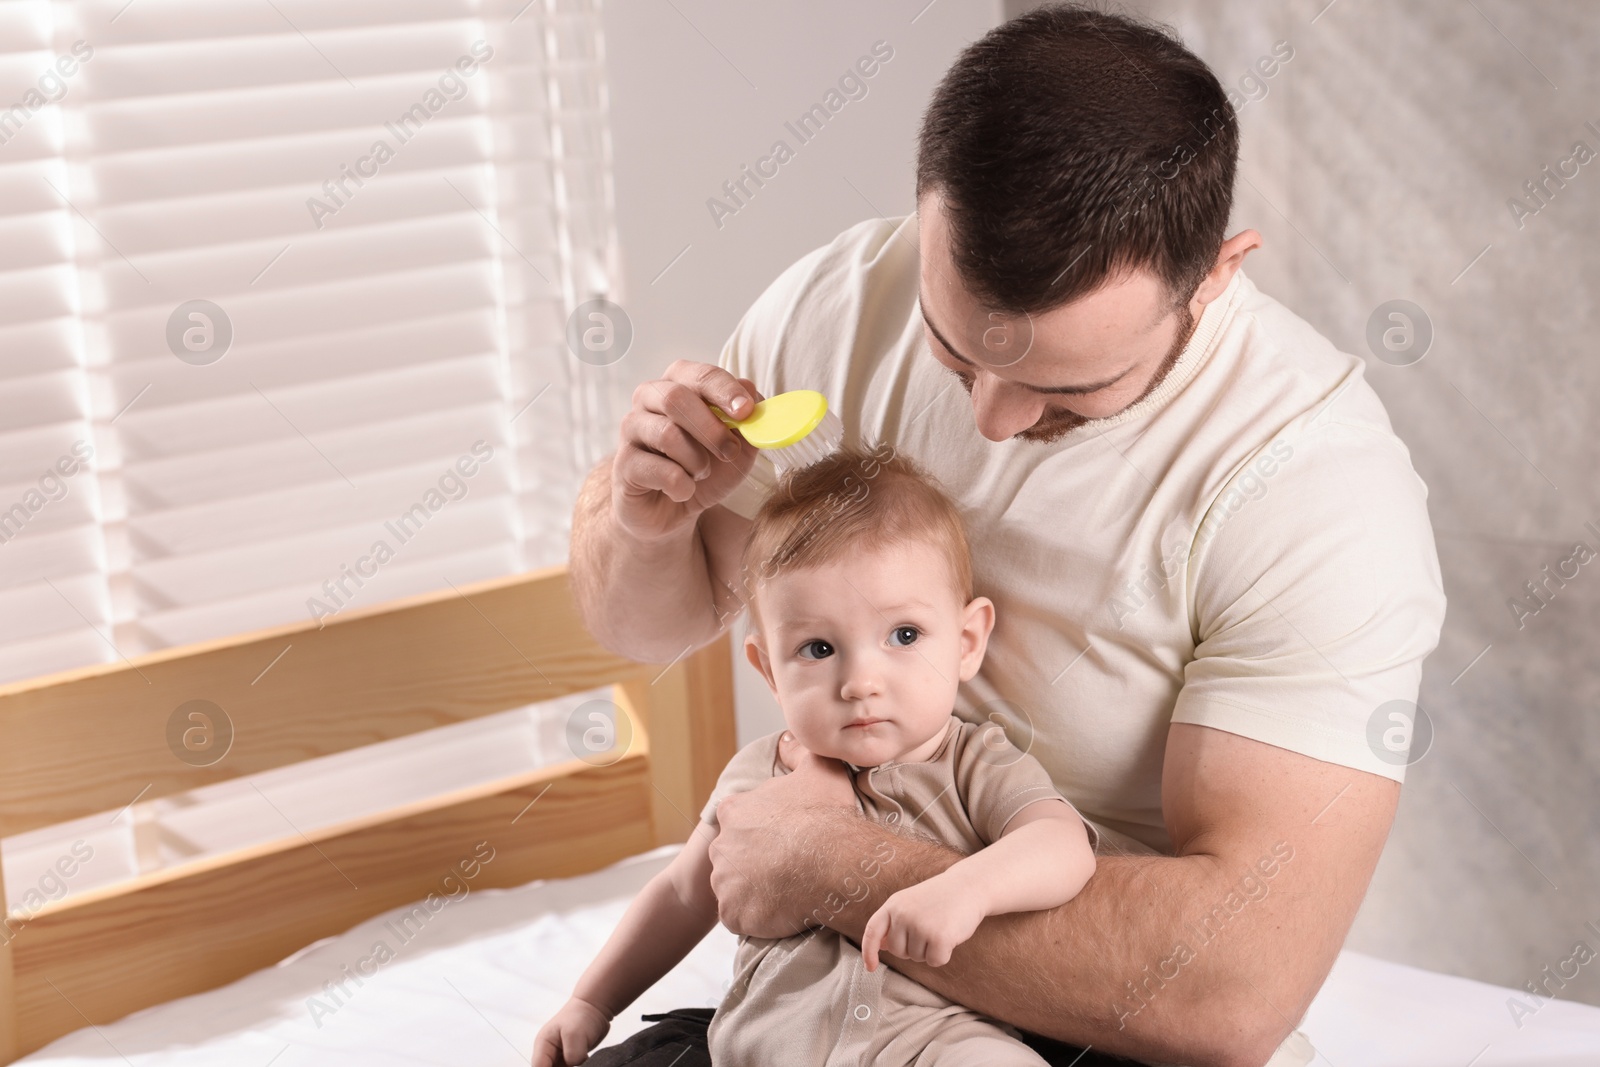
[611,359,765,545]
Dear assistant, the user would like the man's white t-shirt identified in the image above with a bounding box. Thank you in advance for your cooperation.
[716,213,1446,856]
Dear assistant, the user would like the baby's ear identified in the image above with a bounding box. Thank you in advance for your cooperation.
[958,595,996,679]
[743,631,776,691]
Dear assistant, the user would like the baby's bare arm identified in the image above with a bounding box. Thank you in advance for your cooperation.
[536,831,720,1065]
[944,799,1096,914]
[859,799,1094,971]
[569,827,720,1017]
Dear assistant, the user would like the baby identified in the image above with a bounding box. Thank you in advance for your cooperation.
[535,445,1098,1067]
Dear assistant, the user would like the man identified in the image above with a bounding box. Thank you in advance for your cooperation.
[569,5,1445,1066]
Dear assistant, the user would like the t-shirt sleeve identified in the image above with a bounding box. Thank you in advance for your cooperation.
[713,241,831,522]
[953,722,1097,849]
[698,731,786,830]
[1171,416,1447,783]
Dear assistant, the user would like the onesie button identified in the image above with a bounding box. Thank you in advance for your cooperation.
[854,1004,871,1021]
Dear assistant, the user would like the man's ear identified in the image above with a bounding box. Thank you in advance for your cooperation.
[957,596,995,682]
[1190,228,1262,311]
[744,630,778,695]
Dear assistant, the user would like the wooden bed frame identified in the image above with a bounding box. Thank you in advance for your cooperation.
[0,565,736,1062]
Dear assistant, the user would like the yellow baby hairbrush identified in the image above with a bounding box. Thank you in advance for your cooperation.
[709,389,844,470]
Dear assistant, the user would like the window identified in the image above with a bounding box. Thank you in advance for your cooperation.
[0,0,622,684]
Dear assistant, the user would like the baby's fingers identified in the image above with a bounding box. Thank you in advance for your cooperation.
[776,730,812,772]
[861,909,886,971]
[561,1026,592,1066]
[531,1029,560,1067]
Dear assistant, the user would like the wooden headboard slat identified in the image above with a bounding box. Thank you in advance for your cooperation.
[0,566,645,839]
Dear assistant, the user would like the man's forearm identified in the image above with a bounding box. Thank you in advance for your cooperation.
[568,455,720,663]
[792,809,1276,1067]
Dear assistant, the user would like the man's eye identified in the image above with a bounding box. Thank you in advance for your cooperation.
[798,640,834,660]
[888,626,920,647]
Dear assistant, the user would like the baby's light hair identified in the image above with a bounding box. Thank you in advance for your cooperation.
[738,444,975,634]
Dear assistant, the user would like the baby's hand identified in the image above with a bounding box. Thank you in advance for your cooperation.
[860,876,986,971]
[532,997,610,1066]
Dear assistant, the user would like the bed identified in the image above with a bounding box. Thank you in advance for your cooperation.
[2,566,1598,1066]
[0,565,736,1063]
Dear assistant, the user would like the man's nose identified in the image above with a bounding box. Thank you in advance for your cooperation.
[970,373,1046,441]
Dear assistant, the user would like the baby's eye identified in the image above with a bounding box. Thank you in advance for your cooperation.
[888,626,920,648]
[797,639,834,660]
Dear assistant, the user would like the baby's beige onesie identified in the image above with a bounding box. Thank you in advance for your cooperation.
[698,715,1097,1067]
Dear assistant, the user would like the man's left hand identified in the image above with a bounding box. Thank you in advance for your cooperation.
[707,732,858,938]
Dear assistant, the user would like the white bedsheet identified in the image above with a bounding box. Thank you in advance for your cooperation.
[19,845,1600,1066]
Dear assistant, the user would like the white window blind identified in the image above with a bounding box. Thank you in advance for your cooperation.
[0,0,622,684]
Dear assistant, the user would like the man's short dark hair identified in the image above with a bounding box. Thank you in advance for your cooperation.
[916,3,1238,315]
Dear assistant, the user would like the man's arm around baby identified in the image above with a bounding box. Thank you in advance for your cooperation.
[710,723,1398,1067]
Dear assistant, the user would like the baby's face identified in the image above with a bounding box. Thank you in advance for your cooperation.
[744,539,994,768]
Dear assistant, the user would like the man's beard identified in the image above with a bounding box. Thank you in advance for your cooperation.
[1013,300,1198,444]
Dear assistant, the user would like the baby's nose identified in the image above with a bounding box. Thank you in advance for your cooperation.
[840,667,885,699]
